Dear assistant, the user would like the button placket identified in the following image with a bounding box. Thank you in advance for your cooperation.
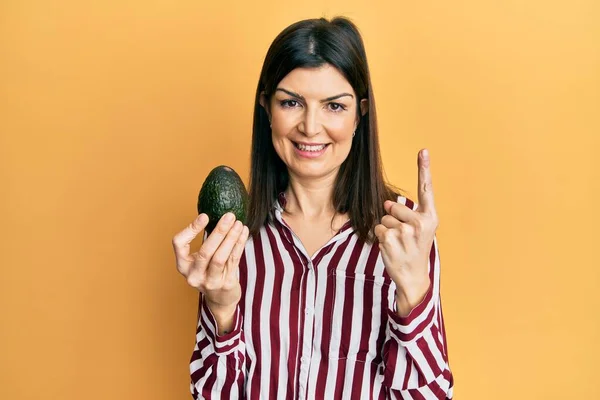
[297,265,316,397]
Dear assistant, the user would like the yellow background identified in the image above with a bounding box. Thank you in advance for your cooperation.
[1,0,598,399]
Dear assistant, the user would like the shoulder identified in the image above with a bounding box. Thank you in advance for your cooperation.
[396,194,419,212]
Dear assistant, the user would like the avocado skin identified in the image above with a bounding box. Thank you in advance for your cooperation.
[197,165,248,235]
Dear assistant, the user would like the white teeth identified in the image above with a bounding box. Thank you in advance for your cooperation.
[297,143,326,152]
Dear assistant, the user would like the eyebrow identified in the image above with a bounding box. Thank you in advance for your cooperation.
[275,88,354,102]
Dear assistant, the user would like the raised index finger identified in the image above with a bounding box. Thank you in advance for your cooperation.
[417,148,436,214]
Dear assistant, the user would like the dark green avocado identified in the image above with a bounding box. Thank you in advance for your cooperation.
[197,165,248,235]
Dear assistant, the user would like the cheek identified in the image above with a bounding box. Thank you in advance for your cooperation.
[328,113,356,135]
[328,121,354,142]
[270,116,293,140]
[271,125,290,145]
[270,132,291,160]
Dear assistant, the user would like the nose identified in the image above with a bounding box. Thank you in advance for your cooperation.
[298,106,322,137]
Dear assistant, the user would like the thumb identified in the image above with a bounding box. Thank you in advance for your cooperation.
[173,214,209,260]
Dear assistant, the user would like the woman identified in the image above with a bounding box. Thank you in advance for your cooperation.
[172,16,454,399]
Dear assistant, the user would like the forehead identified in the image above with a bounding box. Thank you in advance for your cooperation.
[276,64,355,97]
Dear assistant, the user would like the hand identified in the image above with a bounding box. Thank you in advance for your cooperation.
[172,212,249,315]
[374,149,439,316]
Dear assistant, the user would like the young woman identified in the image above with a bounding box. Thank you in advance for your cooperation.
[172,16,454,399]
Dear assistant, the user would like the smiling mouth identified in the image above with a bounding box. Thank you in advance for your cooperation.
[292,142,330,152]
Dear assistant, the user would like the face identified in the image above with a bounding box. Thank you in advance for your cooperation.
[261,64,368,182]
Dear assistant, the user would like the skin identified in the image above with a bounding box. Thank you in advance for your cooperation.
[259,64,368,258]
[374,148,439,317]
[171,63,440,335]
[172,214,247,333]
[262,64,367,188]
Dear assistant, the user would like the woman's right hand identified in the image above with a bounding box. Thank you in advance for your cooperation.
[172,212,249,320]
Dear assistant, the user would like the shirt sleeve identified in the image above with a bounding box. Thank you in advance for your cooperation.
[379,197,454,399]
[189,293,246,399]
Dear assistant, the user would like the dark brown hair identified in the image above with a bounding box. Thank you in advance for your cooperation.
[247,16,406,243]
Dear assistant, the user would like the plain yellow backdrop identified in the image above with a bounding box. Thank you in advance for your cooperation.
[1,0,599,399]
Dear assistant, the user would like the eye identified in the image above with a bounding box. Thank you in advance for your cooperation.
[328,102,347,112]
[280,99,300,108]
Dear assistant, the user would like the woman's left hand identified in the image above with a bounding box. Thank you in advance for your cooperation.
[374,148,439,317]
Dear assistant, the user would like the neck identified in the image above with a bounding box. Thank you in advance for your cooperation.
[283,170,338,220]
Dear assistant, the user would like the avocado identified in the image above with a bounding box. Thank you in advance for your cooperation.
[197,165,248,235]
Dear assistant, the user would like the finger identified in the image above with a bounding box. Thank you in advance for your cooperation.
[197,212,236,262]
[384,201,418,223]
[381,214,403,229]
[374,224,387,242]
[417,148,436,215]
[172,213,209,262]
[207,220,244,280]
[374,224,401,257]
[229,225,249,266]
[226,225,250,280]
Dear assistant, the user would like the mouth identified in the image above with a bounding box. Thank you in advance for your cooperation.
[292,141,330,152]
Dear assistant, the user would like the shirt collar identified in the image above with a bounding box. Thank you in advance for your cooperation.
[271,191,355,243]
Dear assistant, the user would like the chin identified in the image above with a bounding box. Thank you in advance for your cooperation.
[287,162,339,179]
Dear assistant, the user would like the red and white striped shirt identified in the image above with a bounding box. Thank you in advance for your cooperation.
[190,193,454,399]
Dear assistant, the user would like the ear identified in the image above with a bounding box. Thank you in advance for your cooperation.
[359,98,368,117]
[355,98,369,128]
[259,91,271,121]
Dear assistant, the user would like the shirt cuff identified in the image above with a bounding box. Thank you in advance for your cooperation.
[387,281,436,344]
[200,298,243,355]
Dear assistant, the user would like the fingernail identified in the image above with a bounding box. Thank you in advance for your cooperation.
[234,220,242,230]
[224,213,234,223]
[423,149,429,159]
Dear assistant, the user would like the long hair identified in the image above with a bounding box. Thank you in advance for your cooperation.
[247,16,406,243]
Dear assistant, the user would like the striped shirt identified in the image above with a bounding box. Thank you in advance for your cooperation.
[189,193,454,399]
